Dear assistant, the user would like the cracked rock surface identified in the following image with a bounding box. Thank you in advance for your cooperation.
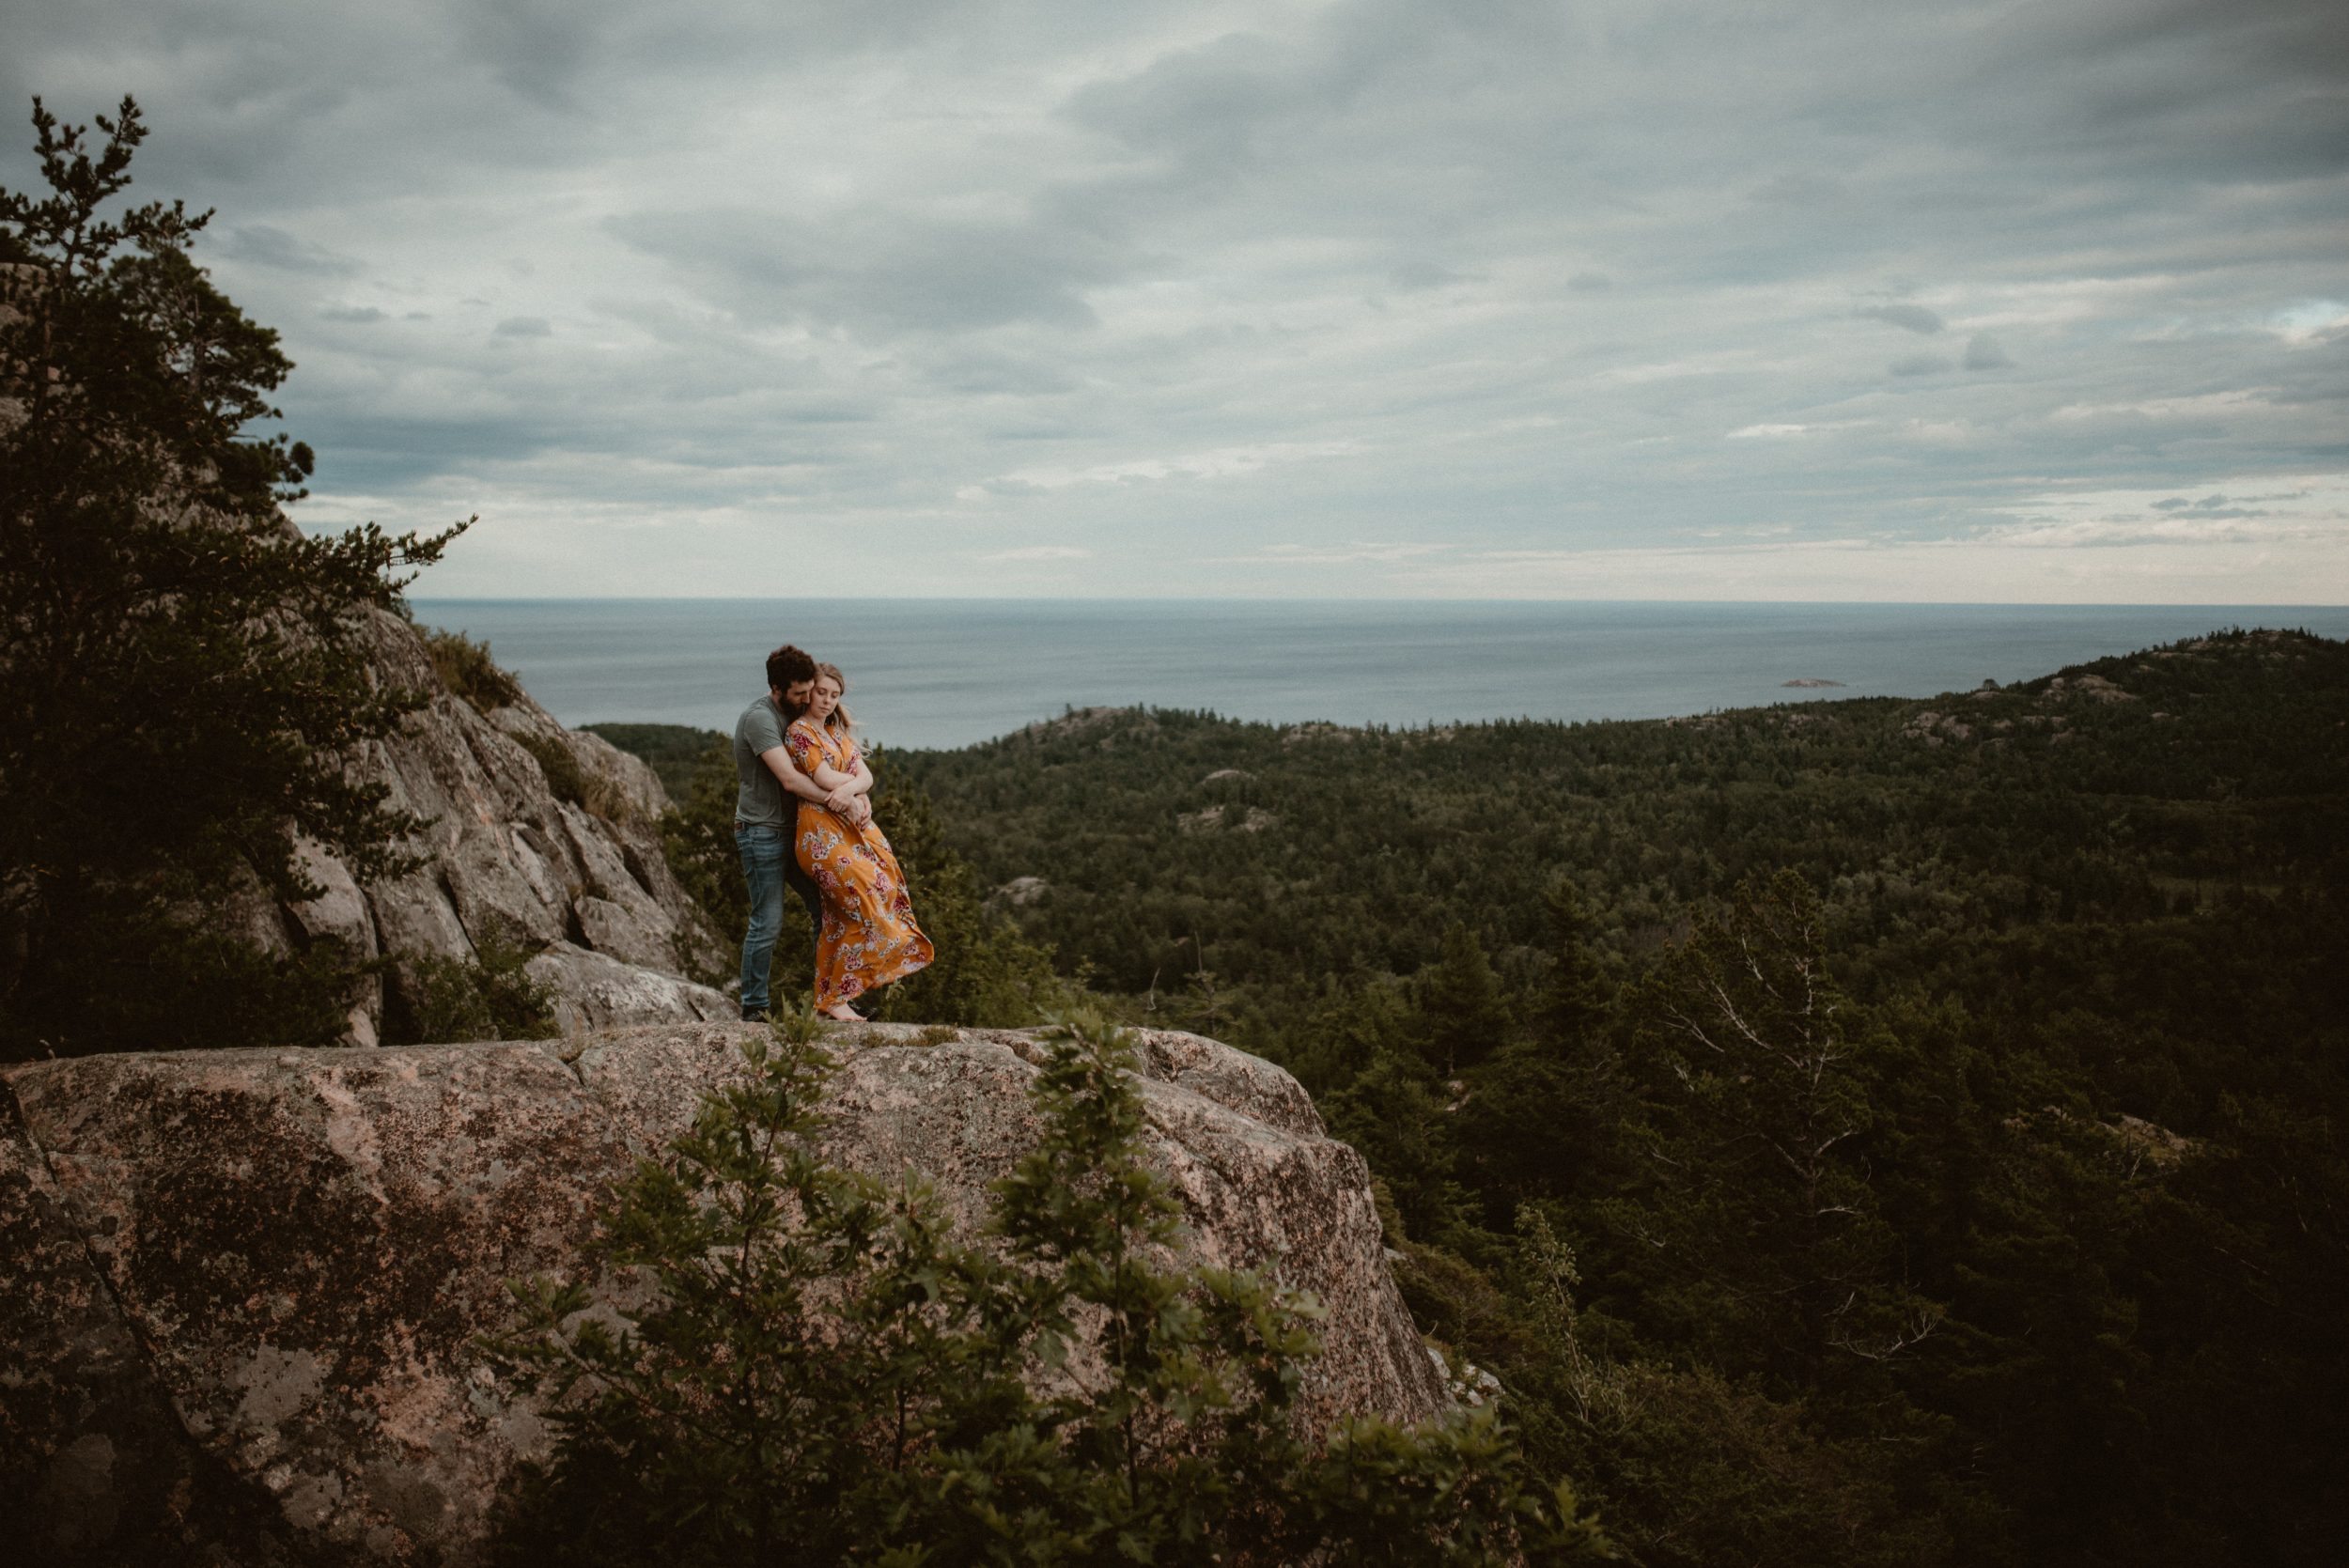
[2,1024,1444,1566]
[241,608,731,1046]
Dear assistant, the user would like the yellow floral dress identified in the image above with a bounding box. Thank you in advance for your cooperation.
[786,718,933,1009]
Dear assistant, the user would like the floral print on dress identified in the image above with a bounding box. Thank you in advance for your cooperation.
[786,717,934,1008]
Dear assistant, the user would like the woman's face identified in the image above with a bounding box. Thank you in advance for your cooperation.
[808,675,843,722]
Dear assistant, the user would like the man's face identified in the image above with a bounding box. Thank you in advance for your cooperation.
[784,679,814,709]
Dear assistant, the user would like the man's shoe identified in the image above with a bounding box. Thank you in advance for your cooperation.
[740,1006,770,1023]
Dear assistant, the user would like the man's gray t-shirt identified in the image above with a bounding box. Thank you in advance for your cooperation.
[733,694,794,826]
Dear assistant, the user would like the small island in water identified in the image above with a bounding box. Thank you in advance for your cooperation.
[1781,676,1845,688]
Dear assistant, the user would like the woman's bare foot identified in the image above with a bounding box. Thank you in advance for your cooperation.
[819,1002,864,1023]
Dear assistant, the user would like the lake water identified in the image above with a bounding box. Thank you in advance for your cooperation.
[407,599,2349,752]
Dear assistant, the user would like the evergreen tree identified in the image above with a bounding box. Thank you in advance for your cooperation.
[863,741,1075,1025]
[1536,877,1611,1043]
[490,1007,1615,1565]
[1609,871,1931,1384]
[1328,1046,1480,1252]
[1455,877,1630,1219]
[0,97,465,1058]
[1415,921,1511,1078]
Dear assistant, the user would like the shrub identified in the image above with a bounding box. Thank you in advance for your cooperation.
[390,932,557,1044]
[654,737,772,987]
[488,1008,1613,1565]
[580,722,716,800]
[516,731,587,809]
[426,627,523,714]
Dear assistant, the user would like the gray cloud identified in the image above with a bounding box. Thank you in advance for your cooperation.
[1390,261,1467,291]
[224,225,361,276]
[607,206,1133,336]
[1963,332,2014,370]
[1754,172,1845,206]
[2152,493,2257,514]
[459,0,605,110]
[5,0,2341,600]
[1859,303,1946,335]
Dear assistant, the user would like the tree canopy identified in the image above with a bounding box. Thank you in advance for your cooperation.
[0,97,466,1058]
[866,630,2349,1566]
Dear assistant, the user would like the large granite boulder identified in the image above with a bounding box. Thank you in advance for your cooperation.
[250,608,730,1043]
[522,941,736,1032]
[1,1024,1446,1566]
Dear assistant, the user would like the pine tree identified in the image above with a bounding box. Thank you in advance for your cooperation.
[1416,921,1511,1079]
[490,1007,1615,1565]
[0,97,466,1057]
[1609,871,1933,1383]
[1537,877,1610,1044]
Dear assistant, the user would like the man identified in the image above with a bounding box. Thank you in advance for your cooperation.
[732,644,869,1021]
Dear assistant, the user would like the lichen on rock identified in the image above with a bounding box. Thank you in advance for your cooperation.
[2,1023,1446,1566]
[298,609,731,1044]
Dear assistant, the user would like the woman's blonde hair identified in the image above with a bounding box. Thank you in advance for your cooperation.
[814,661,854,732]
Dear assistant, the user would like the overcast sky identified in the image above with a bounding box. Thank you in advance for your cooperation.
[7,0,2346,600]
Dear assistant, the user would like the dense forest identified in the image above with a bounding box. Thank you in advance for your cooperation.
[611,627,2349,1566]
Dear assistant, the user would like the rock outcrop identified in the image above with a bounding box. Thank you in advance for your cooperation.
[1,1023,1447,1566]
[11,265,723,1043]
[238,609,731,1045]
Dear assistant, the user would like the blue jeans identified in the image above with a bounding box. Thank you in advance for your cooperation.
[736,821,823,1013]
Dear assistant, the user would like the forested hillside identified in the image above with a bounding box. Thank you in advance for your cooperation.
[895,628,2343,1050]
[887,628,2349,1568]
[610,628,2348,1565]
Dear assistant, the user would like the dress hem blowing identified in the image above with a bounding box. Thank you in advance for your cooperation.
[785,717,934,1010]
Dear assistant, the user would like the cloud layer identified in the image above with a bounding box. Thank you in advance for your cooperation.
[7,0,2346,599]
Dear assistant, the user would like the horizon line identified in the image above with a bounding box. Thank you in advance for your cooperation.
[404,594,2349,610]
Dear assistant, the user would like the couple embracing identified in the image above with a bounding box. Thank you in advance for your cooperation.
[732,644,932,1022]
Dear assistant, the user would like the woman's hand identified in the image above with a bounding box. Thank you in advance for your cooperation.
[824,784,859,813]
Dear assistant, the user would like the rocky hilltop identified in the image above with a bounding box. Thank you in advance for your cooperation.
[257,608,733,1046]
[2,1021,1447,1566]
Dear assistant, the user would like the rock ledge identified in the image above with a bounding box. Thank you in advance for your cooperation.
[2,1023,1441,1566]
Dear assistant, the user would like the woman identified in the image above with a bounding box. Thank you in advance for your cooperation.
[784,662,933,1020]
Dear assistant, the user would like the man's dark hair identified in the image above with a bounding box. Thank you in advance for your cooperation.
[766,644,817,692]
